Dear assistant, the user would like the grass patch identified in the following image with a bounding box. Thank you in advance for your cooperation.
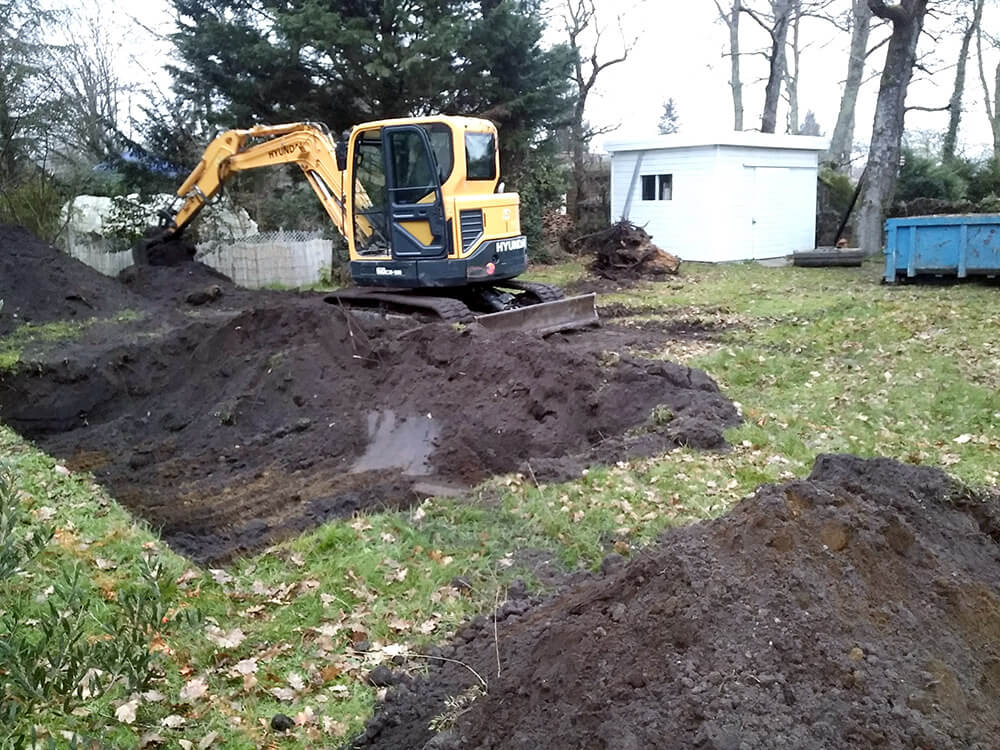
[1,261,998,746]
[0,311,142,371]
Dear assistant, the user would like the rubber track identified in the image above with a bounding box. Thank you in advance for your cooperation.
[497,280,565,303]
[324,288,473,323]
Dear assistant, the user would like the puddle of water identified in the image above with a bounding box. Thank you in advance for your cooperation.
[352,409,439,476]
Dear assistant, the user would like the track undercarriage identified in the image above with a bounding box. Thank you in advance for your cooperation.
[325,281,598,335]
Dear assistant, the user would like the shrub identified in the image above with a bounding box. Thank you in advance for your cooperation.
[0,173,66,244]
[896,148,967,203]
[0,466,194,747]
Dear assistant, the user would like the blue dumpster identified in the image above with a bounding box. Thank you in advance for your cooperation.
[883,214,1000,283]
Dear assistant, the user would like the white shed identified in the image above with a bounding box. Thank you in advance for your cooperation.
[606,133,828,262]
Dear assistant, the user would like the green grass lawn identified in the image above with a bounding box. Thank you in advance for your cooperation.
[1,260,997,748]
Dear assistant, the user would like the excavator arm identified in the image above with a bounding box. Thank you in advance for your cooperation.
[163,122,353,240]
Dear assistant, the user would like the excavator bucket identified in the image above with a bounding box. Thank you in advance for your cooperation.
[473,293,599,335]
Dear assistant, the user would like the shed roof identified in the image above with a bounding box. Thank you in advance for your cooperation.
[605,132,829,154]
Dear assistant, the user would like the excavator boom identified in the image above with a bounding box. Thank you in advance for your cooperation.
[166,122,351,239]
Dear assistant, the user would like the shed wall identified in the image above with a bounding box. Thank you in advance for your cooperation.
[610,146,727,262]
[610,145,819,262]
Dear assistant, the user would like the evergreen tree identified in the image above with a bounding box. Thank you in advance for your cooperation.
[799,110,823,136]
[166,0,572,244]
[657,98,680,135]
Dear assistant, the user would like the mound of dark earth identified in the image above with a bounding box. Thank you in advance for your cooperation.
[352,455,1000,750]
[0,224,140,333]
[572,221,681,282]
[0,233,739,562]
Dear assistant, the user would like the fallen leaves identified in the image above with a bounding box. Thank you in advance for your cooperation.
[179,677,209,703]
[269,686,297,702]
[114,698,138,725]
[205,625,246,649]
[209,569,233,586]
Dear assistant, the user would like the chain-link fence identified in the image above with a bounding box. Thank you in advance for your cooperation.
[198,231,332,288]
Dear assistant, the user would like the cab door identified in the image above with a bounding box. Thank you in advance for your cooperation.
[382,125,449,259]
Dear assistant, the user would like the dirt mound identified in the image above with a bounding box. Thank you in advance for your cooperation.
[0,224,139,333]
[352,455,1000,750]
[573,221,681,281]
[132,231,198,266]
[1,290,739,563]
[119,261,238,307]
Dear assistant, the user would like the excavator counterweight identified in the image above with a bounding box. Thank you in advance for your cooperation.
[146,115,598,334]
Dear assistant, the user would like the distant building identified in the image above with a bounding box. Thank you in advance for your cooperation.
[606,133,828,262]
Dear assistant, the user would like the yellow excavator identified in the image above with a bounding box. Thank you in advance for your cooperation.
[143,115,597,333]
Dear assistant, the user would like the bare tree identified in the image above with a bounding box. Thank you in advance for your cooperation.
[713,0,745,130]
[742,0,795,133]
[827,0,875,170]
[782,0,841,134]
[563,0,634,221]
[942,0,986,161]
[856,0,930,256]
[43,1,128,169]
[975,3,1000,156]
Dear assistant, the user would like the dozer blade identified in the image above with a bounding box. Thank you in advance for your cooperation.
[473,293,599,335]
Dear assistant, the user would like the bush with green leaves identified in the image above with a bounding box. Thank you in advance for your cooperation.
[0,466,194,748]
[896,148,968,203]
[507,143,568,264]
[103,195,159,245]
[0,172,66,244]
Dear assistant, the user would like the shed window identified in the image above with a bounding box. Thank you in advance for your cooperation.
[641,174,673,201]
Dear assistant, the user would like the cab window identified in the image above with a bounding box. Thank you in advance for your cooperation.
[465,132,496,180]
[422,123,454,183]
[388,129,436,204]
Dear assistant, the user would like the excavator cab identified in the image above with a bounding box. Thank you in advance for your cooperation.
[351,125,447,259]
[345,117,528,289]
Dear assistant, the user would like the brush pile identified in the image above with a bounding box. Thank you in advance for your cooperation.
[572,220,681,280]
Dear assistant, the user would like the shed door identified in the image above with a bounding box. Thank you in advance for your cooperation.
[746,166,815,259]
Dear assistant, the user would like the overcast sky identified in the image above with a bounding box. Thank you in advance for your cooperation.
[110,0,998,158]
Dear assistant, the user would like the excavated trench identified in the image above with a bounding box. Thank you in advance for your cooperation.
[0,227,740,562]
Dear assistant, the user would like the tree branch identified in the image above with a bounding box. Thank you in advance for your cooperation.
[867,0,908,25]
[741,5,775,38]
[865,34,890,58]
[904,104,951,113]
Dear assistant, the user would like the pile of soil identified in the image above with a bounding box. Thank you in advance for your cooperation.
[0,225,139,333]
[0,228,739,563]
[119,261,244,307]
[131,230,198,266]
[572,220,681,281]
[353,455,1000,750]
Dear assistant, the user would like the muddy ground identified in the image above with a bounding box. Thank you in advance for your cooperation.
[0,227,739,563]
[352,454,1000,750]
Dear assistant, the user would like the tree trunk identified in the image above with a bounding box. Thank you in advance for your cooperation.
[566,112,586,221]
[785,5,801,133]
[730,0,744,130]
[943,0,984,162]
[856,0,928,256]
[976,18,1000,157]
[761,0,792,133]
[827,0,872,170]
